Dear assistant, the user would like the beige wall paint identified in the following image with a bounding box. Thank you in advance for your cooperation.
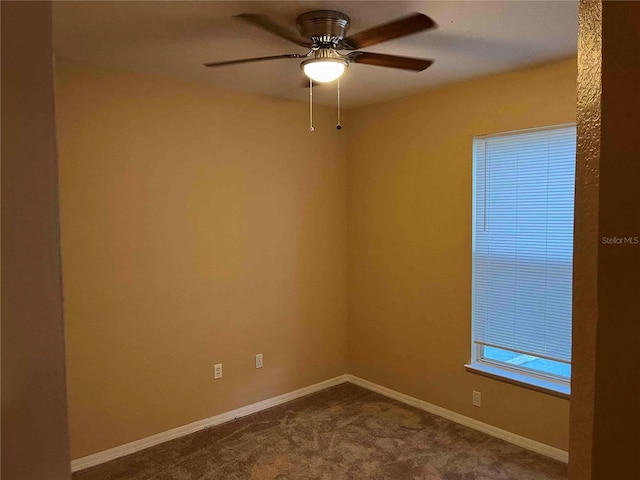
[570,1,640,478]
[58,56,581,460]
[591,1,640,472]
[55,59,348,459]
[346,58,577,450]
[569,1,601,475]
[1,2,71,478]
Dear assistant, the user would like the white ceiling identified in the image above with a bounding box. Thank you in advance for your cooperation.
[53,1,578,109]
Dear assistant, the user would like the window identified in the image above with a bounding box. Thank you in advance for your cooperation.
[469,124,576,396]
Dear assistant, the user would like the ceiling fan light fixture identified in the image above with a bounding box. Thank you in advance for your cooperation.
[301,58,347,83]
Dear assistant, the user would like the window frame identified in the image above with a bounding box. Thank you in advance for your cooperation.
[466,123,576,398]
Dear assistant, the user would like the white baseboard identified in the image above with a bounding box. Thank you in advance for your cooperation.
[346,374,569,463]
[72,372,568,472]
[71,374,349,472]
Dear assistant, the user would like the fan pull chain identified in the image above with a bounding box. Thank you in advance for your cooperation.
[336,77,342,130]
[309,78,314,133]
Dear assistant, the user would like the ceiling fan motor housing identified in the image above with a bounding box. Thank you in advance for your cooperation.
[296,10,351,46]
[205,11,435,76]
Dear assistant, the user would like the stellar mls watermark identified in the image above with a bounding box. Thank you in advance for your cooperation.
[601,235,639,245]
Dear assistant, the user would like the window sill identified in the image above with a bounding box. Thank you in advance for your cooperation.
[465,362,570,399]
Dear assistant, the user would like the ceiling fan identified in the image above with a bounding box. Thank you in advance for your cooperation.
[203,10,437,84]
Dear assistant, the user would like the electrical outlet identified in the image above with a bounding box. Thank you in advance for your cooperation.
[214,363,222,379]
[255,353,263,369]
[472,390,481,407]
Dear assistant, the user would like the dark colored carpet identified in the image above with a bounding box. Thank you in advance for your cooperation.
[73,382,567,480]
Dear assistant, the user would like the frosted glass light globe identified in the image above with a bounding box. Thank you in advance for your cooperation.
[302,59,347,83]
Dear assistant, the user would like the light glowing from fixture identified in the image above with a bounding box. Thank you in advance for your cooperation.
[302,58,347,83]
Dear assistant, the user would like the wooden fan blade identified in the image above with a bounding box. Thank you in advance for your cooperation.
[348,52,433,71]
[341,13,436,50]
[204,54,303,68]
[236,14,311,48]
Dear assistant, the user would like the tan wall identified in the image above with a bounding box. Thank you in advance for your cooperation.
[346,58,577,450]
[570,2,640,478]
[591,2,640,473]
[58,56,580,460]
[1,2,71,478]
[55,59,348,459]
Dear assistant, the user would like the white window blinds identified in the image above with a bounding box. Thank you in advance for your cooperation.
[472,125,576,364]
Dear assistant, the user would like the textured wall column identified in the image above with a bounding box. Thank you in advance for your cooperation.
[569,1,601,477]
[1,1,72,479]
[570,1,640,478]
